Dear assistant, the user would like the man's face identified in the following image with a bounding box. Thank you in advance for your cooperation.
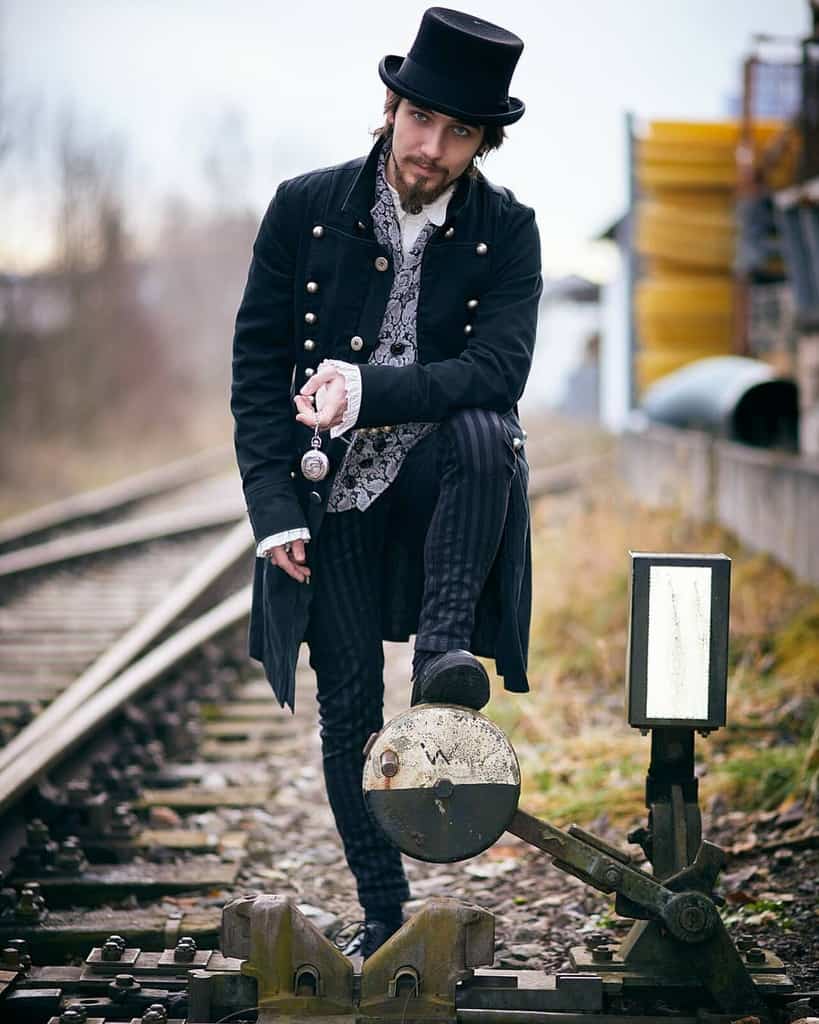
[385,96,485,214]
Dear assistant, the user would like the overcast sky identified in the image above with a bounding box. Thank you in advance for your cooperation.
[2,0,810,276]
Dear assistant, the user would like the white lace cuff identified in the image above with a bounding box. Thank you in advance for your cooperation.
[256,527,311,558]
[316,359,362,438]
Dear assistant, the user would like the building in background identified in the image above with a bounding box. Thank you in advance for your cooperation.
[597,6,819,454]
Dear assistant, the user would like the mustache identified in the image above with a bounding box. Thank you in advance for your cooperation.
[411,159,444,173]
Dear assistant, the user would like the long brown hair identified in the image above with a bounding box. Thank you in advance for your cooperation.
[373,92,505,178]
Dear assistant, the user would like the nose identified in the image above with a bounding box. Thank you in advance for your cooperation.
[420,126,445,163]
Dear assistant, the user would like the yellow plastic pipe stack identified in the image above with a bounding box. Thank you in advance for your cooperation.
[633,119,795,392]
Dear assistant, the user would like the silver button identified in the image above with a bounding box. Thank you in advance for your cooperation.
[444,226,455,239]
[522,429,528,441]
[467,298,479,309]
[476,242,488,255]
[304,367,315,377]
[356,220,367,232]
[512,437,524,451]
[306,281,319,294]
[350,335,364,351]
[290,471,296,479]
[309,490,322,504]
[312,225,324,238]
[465,324,475,336]
[374,256,389,272]
[304,312,317,325]
[303,339,316,352]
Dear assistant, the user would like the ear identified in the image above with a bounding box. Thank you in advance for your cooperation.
[385,89,398,125]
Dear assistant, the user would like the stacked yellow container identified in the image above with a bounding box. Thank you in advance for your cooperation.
[633,120,796,392]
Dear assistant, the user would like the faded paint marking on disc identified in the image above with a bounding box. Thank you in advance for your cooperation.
[363,705,520,862]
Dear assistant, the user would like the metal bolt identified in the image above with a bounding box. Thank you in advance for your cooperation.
[174,935,197,962]
[26,819,50,846]
[679,905,707,934]
[110,973,141,1000]
[603,866,622,887]
[15,884,46,921]
[591,945,614,962]
[66,779,91,805]
[1,946,20,968]
[102,934,127,961]
[56,836,87,874]
[2,939,30,970]
[142,1006,169,1024]
[60,1007,89,1024]
[433,778,455,799]
[380,749,400,778]
[110,803,138,835]
[746,947,766,965]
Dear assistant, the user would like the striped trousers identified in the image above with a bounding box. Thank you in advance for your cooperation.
[305,408,517,913]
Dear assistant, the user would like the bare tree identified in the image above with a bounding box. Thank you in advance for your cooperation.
[201,106,253,212]
[54,108,127,282]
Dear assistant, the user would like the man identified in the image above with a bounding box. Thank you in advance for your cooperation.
[231,7,541,957]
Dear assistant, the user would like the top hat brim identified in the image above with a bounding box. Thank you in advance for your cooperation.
[379,54,525,127]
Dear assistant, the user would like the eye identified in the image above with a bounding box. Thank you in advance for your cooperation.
[411,110,429,123]
[452,125,472,138]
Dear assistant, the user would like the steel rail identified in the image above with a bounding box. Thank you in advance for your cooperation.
[0,445,233,548]
[0,585,252,815]
[0,502,245,577]
[0,519,253,774]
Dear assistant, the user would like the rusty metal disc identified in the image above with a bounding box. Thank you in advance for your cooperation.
[362,705,520,863]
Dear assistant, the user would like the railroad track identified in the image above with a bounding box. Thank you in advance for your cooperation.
[6,437,811,1024]
[0,444,412,1022]
[0,447,289,1021]
[0,427,604,810]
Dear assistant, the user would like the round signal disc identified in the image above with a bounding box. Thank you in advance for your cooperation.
[363,704,520,863]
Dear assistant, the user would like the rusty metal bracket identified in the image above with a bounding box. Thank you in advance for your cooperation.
[220,893,355,1023]
[508,808,769,1017]
[359,898,494,1021]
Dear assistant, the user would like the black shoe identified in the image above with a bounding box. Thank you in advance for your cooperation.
[410,649,490,710]
[338,918,402,959]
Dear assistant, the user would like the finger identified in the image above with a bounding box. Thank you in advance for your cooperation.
[299,367,337,396]
[291,539,307,564]
[294,394,314,416]
[298,401,342,429]
[270,546,311,583]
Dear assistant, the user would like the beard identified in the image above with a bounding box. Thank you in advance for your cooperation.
[390,152,452,215]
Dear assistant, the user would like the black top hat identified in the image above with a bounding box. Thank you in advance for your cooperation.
[379,7,525,127]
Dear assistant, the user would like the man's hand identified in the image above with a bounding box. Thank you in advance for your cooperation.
[295,363,347,430]
[266,538,311,583]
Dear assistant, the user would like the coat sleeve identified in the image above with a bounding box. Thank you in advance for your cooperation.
[231,181,306,542]
[355,203,542,426]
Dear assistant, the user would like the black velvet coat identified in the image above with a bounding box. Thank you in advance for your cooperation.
[231,137,542,711]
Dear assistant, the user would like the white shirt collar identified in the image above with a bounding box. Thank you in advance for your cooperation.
[386,179,455,226]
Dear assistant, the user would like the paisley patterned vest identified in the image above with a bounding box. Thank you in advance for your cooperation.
[327,147,438,513]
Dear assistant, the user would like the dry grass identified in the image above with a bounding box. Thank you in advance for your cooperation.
[1,406,233,520]
[489,435,819,829]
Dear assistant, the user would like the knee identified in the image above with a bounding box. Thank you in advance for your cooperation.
[441,408,516,478]
[315,672,383,757]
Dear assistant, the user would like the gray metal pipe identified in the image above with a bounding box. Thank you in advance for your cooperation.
[637,355,798,450]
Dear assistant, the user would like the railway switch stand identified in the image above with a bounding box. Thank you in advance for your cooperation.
[0,552,809,1022]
